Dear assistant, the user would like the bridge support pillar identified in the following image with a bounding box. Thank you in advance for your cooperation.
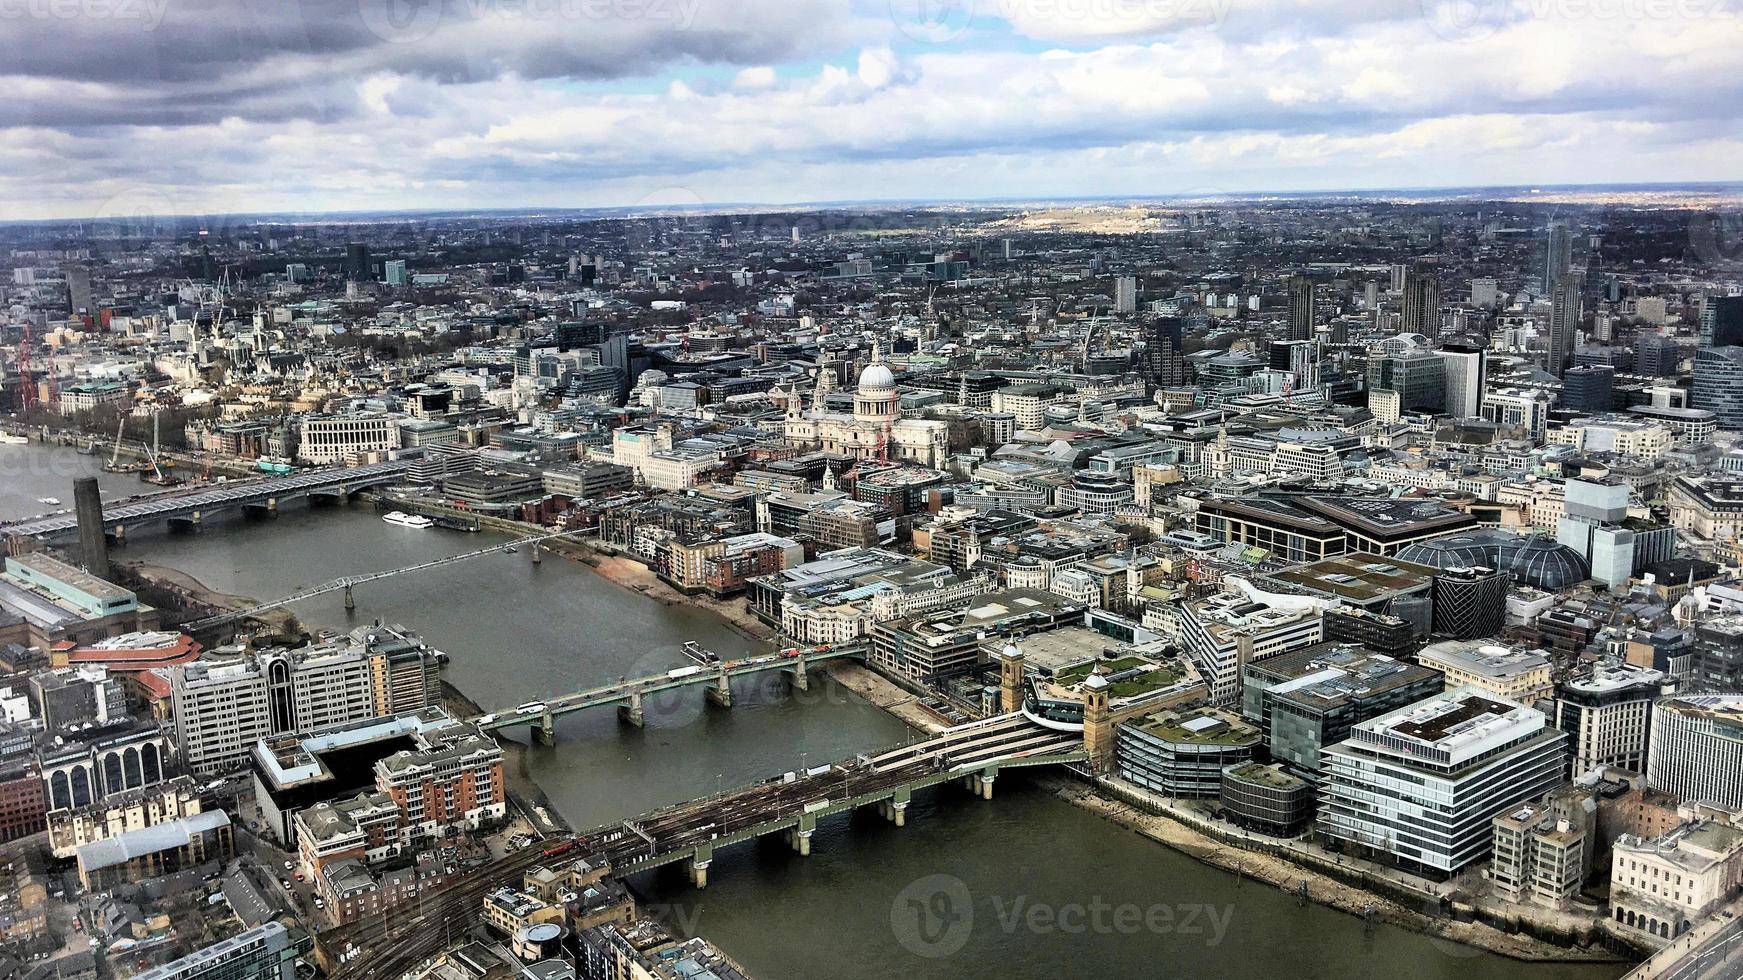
[706,672,733,709]
[534,711,557,746]
[342,583,355,611]
[966,770,996,800]
[790,655,810,693]
[107,524,125,544]
[689,844,713,888]
[619,692,645,728]
[880,785,912,826]
[530,542,542,564]
[787,814,816,856]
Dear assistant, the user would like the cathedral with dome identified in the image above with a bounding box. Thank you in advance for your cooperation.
[782,344,949,468]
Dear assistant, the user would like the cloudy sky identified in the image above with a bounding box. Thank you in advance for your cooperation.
[2,0,1740,220]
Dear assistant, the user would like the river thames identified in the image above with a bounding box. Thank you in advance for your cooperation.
[0,445,1628,980]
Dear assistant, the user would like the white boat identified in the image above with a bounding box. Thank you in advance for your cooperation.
[37,497,60,505]
[0,433,27,445]
[382,511,434,529]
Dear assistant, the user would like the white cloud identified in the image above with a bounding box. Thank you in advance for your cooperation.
[2,0,1742,218]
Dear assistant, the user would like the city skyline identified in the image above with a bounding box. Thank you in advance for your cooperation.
[4,0,1742,220]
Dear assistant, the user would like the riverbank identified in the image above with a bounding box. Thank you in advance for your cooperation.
[1048,777,1628,967]
[116,559,302,638]
[811,658,1628,968]
[588,552,776,642]
[441,679,571,837]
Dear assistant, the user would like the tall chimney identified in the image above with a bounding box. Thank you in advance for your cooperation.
[73,477,109,581]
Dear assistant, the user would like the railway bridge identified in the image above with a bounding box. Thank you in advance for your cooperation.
[0,460,407,542]
[319,712,1087,978]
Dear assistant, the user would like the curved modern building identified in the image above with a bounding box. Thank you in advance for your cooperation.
[1397,530,1589,590]
[1647,696,1743,810]
[1431,566,1509,639]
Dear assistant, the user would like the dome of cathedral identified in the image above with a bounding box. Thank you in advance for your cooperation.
[857,343,896,394]
[858,361,895,393]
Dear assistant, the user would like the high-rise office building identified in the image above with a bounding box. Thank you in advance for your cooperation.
[1368,348,1446,413]
[1431,566,1507,639]
[1141,316,1187,387]
[1700,295,1743,348]
[1647,696,1743,810]
[1402,271,1440,339]
[1561,364,1615,412]
[1470,277,1499,308]
[1114,275,1137,314]
[1555,477,1673,589]
[1287,274,1314,342]
[66,265,92,316]
[344,242,370,282]
[1692,346,1743,429]
[1547,276,1581,378]
[1318,689,1567,875]
[1637,332,1681,376]
[383,259,407,286]
[1544,220,1572,292]
[1437,341,1486,418]
[1553,662,1666,776]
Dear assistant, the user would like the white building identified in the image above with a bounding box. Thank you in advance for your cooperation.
[783,345,948,468]
[1177,591,1323,705]
[170,647,377,773]
[1612,820,1743,944]
[1648,696,1743,811]
[1318,688,1567,875]
[297,412,402,464]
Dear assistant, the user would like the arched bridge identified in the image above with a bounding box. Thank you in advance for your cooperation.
[477,644,865,743]
[321,711,1086,979]
[0,460,408,541]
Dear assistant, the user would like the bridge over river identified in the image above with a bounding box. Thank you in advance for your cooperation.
[475,643,864,743]
[320,711,1087,978]
[0,459,407,541]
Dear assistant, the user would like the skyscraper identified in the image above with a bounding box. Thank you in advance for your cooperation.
[1402,271,1440,340]
[65,265,92,316]
[1547,277,1581,378]
[344,242,370,282]
[1699,295,1743,348]
[1368,348,1446,413]
[1437,341,1486,418]
[1141,316,1186,387]
[1287,274,1314,342]
[1543,220,1572,292]
[1692,346,1743,429]
[1115,275,1137,314]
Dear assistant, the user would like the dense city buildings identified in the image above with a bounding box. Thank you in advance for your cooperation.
[3,181,1743,975]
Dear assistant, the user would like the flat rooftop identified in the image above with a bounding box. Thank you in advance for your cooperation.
[1260,552,1437,604]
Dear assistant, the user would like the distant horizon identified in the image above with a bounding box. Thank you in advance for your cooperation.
[10,1,1743,222]
[9,179,1743,229]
